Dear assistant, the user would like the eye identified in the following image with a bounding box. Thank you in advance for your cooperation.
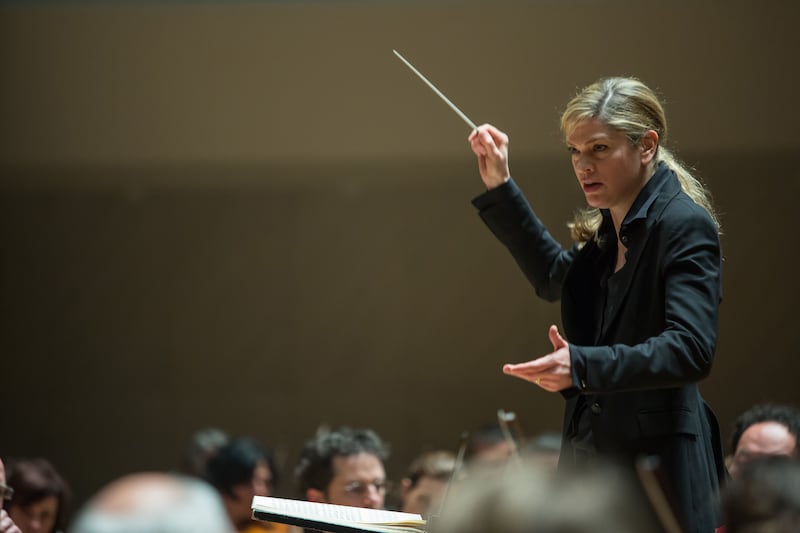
[567,146,578,155]
[593,144,608,152]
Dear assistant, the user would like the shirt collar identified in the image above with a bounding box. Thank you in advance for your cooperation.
[599,161,671,231]
[623,161,670,224]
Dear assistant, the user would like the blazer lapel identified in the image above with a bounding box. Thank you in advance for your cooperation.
[597,180,682,341]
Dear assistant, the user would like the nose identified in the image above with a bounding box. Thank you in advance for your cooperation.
[362,486,383,508]
[253,480,271,497]
[573,153,593,175]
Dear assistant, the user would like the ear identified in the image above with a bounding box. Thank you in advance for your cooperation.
[400,477,412,498]
[306,488,327,504]
[640,130,659,164]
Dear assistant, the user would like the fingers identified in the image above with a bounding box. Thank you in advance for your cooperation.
[503,363,549,389]
[482,124,509,147]
[548,324,567,350]
[469,124,511,189]
[469,124,508,144]
[503,361,572,393]
[503,355,556,374]
[502,326,571,392]
[468,128,493,158]
[468,124,508,158]
[469,135,488,157]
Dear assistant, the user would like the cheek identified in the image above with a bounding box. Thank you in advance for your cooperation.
[7,507,24,524]
[233,484,255,502]
[40,514,57,531]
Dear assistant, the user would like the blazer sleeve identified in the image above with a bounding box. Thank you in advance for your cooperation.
[569,201,722,392]
[472,179,577,302]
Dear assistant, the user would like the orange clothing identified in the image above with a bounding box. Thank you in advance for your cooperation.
[241,521,290,533]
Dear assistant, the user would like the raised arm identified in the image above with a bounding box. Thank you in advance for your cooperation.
[469,125,510,190]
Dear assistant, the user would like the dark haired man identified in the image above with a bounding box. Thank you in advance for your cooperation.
[729,403,800,477]
[399,450,455,517]
[295,427,389,510]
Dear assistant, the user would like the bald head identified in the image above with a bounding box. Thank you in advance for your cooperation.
[70,473,232,533]
[730,422,798,477]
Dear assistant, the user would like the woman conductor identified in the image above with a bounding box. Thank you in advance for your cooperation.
[469,77,726,533]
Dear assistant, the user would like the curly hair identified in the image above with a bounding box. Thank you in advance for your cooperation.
[295,427,389,495]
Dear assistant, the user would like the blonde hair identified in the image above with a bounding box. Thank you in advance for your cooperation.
[560,77,720,243]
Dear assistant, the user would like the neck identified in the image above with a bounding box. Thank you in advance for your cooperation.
[610,162,657,235]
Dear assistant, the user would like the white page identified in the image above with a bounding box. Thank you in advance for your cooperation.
[252,496,424,525]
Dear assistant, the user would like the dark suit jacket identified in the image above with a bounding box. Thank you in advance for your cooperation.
[473,163,726,533]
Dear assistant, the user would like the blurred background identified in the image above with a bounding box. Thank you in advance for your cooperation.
[1,0,798,511]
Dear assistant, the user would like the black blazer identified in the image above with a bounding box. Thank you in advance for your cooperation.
[473,164,726,533]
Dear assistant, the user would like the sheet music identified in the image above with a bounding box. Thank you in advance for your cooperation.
[252,496,424,525]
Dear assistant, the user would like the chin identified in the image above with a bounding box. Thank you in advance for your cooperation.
[583,197,605,209]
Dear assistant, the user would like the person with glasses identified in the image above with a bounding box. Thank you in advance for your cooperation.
[0,457,22,533]
[295,426,389,511]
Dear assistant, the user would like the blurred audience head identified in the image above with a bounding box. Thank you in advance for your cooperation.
[522,432,562,469]
[69,472,231,533]
[0,457,11,507]
[400,450,455,517]
[182,427,229,479]
[464,423,514,469]
[205,437,276,531]
[729,403,800,476]
[5,458,69,533]
[721,455,800,533]
[435,460,662,533]
[295,426,388,509]
[0,456,21,533]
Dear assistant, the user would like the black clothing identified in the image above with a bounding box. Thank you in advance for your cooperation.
[473,163,726,533]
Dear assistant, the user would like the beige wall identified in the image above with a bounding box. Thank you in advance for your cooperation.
[1,0,799,511]
[0,1,797,167]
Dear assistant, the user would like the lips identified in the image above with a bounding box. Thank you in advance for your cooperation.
[582,182,602,193]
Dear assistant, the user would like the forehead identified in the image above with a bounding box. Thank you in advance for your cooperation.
[330,453,385,481]
[408,475,446,494]
[565,118,621,145]
[254,461,271,479]
[739,421,797,454]
[25,495,59,514]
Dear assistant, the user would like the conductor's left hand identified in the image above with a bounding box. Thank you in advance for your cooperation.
[503,325,573,392]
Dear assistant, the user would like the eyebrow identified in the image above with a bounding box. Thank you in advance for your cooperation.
[566,134,612,146]
[343,477,385,485]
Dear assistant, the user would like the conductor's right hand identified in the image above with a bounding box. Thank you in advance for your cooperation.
[469,124,510,190]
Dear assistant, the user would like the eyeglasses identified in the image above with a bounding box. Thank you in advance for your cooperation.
[0,484,14,501]
[343,480,388,496]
